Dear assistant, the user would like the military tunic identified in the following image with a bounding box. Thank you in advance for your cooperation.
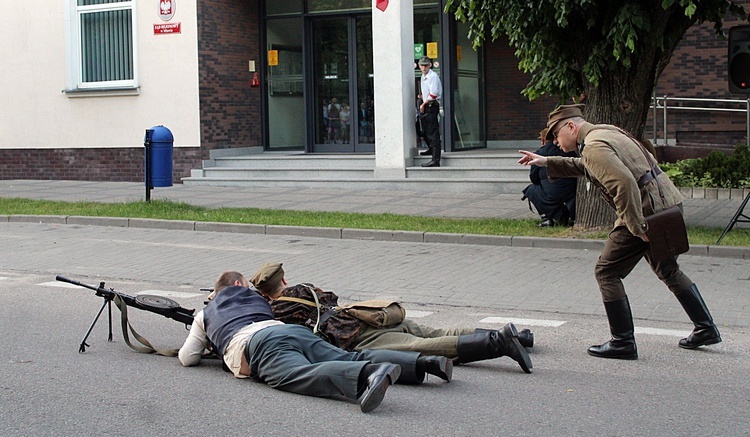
[546,122,693,301]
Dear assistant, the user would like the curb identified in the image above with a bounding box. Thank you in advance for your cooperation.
[2,214,748,260]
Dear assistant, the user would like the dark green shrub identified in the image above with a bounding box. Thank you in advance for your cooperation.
[660,144,750,188]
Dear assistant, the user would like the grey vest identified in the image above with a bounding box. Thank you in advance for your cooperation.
[203,285,275,355]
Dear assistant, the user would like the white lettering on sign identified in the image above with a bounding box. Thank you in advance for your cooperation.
[154,22,181,34]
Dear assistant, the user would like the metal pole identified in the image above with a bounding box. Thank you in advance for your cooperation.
[144,129,153,202]
[746,96,749,146]
[663,95,668,146]
[652,89,657,145]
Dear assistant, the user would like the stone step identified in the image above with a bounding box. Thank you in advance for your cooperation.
[182,175,529,194]
[213,154,376,169]
[184,149,532,194]
[196,166,528,180]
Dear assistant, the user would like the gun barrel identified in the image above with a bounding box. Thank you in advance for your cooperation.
[59,274,194,326]
[56,275,100,292]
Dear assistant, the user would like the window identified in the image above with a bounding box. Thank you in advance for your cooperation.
[68,0,137,90]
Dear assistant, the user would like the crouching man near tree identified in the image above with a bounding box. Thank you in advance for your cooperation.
[179,271,453,413]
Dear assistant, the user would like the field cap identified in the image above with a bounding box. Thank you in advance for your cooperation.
[545,104,585,141]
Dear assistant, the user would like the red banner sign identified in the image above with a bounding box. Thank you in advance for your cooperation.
[154,22,181,34]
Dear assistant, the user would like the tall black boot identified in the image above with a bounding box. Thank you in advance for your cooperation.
[422,144,441,167]
[476,327,534,348]
[587,296,638,360]
[458,323,532,373]
[675,284,722,349]
[416,355,453,382]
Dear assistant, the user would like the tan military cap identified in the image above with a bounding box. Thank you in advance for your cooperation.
[545,104,585,141]
[250,262,284,295]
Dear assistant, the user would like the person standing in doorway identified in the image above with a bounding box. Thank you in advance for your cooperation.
[418,56,442,167]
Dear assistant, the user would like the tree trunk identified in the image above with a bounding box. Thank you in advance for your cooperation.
[574,179,616,231]
[573,9,691,231]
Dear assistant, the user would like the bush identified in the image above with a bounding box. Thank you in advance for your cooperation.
[659,144,750,188]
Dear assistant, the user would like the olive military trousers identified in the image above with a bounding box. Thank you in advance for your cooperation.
[353,319,474,359]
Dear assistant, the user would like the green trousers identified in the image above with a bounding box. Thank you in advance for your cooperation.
[353,319,474,359]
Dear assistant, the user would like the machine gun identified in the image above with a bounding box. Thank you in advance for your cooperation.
[57,275,195,354]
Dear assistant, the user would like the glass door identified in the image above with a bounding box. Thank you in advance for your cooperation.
[311,15,373,153]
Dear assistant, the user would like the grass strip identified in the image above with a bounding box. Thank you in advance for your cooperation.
[1,197,748,247]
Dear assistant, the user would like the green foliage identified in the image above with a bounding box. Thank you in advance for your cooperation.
[659,144,750,188]
[444,0,748,101]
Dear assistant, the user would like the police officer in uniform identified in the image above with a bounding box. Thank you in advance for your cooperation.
[518,104,721,360]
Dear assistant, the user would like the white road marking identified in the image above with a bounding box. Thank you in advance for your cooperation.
[404,310,433,318]
[39,282,201,299]
[635,327,691,338]
[479,316,567,327]
[39,281,83,289]
[136,290,203,299]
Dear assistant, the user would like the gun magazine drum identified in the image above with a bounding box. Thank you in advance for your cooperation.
[135,294,180,310]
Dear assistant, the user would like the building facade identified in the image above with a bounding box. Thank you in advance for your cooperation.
[0,0,747,182]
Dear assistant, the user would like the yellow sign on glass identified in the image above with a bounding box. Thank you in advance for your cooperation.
[426,42,438,59]
[268,50,279,67]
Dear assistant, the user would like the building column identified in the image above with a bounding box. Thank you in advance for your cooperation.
[372,0,414,178]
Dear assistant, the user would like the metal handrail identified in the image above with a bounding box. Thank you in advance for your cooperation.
[650,95,750,146]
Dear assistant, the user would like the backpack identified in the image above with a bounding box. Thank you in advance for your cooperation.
[270,283,364,350]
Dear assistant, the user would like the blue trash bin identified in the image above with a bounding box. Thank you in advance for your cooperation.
[144,126,174,188]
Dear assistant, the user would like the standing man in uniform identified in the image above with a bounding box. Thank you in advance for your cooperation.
[517,104,721,360]
[418,56,442,167]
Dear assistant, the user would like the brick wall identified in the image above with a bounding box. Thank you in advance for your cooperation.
[484,37,557,142]
[648,9,750,148]
[0,148,201,183]
[197,0,262,159]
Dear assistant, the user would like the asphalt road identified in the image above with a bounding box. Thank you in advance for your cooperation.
[1,222,748,436]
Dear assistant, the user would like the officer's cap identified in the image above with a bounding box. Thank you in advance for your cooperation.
[545,104,585,141]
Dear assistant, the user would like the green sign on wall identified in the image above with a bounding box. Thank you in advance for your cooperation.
[414,44,425,59]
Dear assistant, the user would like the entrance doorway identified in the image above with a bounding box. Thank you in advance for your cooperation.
[311,15,374,153]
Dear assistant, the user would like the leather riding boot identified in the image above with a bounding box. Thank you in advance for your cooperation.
[416,355,453,382]
[475,327,534,348]
[357,363,401,413]
[458,323,532,373]
[422,145,441,167]
[587,296,638,360]
[675,284,722,349]
[517,329,534,348]
[419,147,432,156]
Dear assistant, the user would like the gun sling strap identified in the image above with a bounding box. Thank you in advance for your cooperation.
[113,294,181,357]
[276,284,339,334]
